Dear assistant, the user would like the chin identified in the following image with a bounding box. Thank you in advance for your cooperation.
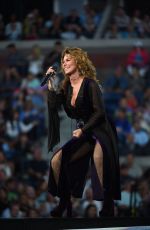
[65,71,71,75]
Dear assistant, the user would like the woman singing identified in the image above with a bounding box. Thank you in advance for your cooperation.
[46,47,121,217]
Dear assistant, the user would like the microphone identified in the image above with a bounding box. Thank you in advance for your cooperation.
[41,63,59,87]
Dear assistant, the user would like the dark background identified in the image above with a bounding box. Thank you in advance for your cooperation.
[0,0,54,22]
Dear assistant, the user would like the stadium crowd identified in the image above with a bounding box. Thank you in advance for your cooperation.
[0,4,150,41]
[104,7,150,39]
[0,1,150,219]
[0,4,102,41]
[0,38,150,218]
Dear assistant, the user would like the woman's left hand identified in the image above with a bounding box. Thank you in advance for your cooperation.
[73,128,83,138]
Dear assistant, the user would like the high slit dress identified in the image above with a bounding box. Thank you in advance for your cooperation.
[47,78,121,201]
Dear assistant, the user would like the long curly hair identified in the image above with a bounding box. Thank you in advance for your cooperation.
[60,47,97,93]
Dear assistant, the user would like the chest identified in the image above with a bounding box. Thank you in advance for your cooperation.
[71,86,81,106]
[66,80,92,119]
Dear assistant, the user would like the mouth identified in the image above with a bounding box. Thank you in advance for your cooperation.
[64,67,70,72]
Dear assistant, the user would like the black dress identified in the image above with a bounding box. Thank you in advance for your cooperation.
[47,77,121,201]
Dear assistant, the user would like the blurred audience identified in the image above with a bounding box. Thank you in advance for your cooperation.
[126,41,150,78]
[0,15,150,217]
[0,4,149,41]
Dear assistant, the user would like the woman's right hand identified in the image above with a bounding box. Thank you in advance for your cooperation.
[46,66,55,76]
[46,67,56,90]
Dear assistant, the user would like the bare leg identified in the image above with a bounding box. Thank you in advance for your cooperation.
[50,150,72,217]
[51,150,62,185]
[93,142,114,217]
[93,141,103,187]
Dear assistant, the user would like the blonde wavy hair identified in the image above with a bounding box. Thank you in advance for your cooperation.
[60,47,97,92]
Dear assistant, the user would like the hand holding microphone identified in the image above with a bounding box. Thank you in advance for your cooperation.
[41,63,58,88]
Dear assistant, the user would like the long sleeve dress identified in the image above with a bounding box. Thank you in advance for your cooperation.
[47,77,121,201]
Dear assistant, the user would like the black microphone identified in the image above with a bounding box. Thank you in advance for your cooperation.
[41,63,59,87]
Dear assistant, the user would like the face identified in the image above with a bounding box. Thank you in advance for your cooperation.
[62,54,77,76]
[87,206,97,218]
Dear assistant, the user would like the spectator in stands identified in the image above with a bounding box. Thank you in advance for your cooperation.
[5,109,38,140]
[23,8,41,40]
[103,65,129,93]
[24,185,37,209]
[14,133,32,176]
[2,67,21,93]
[127,68,145,104]
[5,178,19,203]
[84,203,98,218]
[125,24,138,39]
[47,13,64,39]
[116,180,141,217]
[5,43,28,76]
[104,22,121,39]
[0,151,13,179]
[81,12,97,39]
[114,108,132,154]
[143,14,150,38]
[44,13,53,35]
[130,9,144,38]
[113,7,130,37]
[1,201,24,218]
[35,180,56,217]
[142,101,150,133]
[118,97,133,124]
[5,14,22,41]
[36,16,46,39]
[103,65,129,115]
[124,89,138,111]
[0,186,9,216]
[23,13,36,40]
[105,22,137,39]
[26,145,49,188]
[125,153,143,179]
[138,180,150,217]
[119,163,133,187]
[80,3,101,31]
[126,40,150,78]
[130,122,150,155]
[19,98,45,139]
[21,73,41,90]
[62,9,83,39]
[27,207,39,218]
[81,187,102,217]
[27,44,44,77]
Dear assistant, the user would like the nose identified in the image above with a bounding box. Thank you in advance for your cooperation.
[63,63,67,69]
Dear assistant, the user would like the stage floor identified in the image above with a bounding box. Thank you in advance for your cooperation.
[0,217,150,230]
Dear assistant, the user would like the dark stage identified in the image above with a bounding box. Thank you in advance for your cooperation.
[0,217,150,230]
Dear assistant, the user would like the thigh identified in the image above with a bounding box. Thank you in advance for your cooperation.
[51,149,62,165]
[93,141,103,161]
[62,135,95,161]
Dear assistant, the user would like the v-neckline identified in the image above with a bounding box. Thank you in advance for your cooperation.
[70,78,85,108]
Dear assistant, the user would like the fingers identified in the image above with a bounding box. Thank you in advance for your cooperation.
[46,66,55,75]
[73,129,82,138]
[73,130,77,137]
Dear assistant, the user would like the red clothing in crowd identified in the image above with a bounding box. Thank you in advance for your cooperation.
[127,47,150,68]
